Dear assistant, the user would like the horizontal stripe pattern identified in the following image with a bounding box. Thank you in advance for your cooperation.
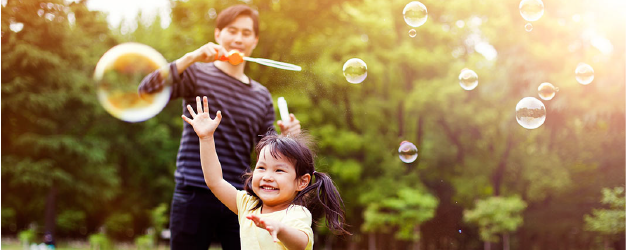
[139,62,275,190]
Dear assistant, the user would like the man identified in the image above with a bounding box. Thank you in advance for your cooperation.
[138,5,301,250]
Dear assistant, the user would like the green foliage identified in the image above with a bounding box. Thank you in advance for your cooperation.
[362,188,438,241]
[104,213,133,238]
[584,187,626,236]
[18,229,36,244]
[88,233,111,250]
[464,196,527,242]
[134,232,155,250]
[56,210,86,235]
[1,207,16,228]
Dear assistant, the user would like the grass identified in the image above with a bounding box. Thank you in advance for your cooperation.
[1,238,223,250]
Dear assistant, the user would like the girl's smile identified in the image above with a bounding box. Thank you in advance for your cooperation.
[252,146,310,213]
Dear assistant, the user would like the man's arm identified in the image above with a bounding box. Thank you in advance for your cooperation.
[176,42,228,75]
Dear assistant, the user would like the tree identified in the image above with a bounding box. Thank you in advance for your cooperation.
[585,187,626,250]
[2,0,120,241]
[464,196,527,250]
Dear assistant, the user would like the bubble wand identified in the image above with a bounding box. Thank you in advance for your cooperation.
[215,50,302,71]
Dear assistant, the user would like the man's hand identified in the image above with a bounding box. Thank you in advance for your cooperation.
[190,42,229,63]
[278,114,301,136]
[246,215,283,242]
[181,96,222,139]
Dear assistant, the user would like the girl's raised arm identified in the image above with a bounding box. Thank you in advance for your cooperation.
[182,96,238,214]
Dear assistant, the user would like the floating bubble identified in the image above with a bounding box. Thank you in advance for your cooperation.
[575,63,594,85]
[519,0,544,22]
[408,29,417,37]
[398,141,418,163]
[403,1,428,28]
[343,58,367,84]
[516,97,546,129]
[537,82,558,100]
[459,68,478,90]
[525,23,533,32]
[94,42,171,123]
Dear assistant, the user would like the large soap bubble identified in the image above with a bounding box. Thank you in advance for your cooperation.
[94,43,171,123]
[343,58,367,84]
[403,1,428,28]
[516,97,546,129]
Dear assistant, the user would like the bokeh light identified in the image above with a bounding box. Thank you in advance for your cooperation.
[403,1,428,28]
[343,58,368,84]
[408,29,417,37]
[398,141,418,163]
[515,97,546,129]
[94,42,171,123]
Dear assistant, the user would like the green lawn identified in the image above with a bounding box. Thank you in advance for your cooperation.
[1,238,223,250]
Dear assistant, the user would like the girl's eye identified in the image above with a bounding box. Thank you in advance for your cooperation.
[276,169,285,173]
[256,167,265,170]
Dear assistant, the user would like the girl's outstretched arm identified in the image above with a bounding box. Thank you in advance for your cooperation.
[182,96,238,214]
[246,215,309,250]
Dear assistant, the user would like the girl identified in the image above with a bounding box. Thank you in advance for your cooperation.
[182,96,349,250]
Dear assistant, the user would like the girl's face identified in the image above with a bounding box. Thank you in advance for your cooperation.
[252,146,310,212]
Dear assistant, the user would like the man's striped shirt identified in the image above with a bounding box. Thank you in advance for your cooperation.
[138,62,275,190]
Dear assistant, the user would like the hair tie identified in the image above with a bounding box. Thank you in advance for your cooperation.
[312,171,317,175]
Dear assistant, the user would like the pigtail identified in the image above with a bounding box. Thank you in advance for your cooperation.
[299,171,351,235]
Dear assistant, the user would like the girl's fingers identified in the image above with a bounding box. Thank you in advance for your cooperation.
[203,96,209,114]
[215,111,222,124]
[181,115,192,124]
[187,105,196,118]
[196,96,202,113]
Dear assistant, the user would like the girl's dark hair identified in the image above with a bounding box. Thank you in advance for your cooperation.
[216,4,259,36]
[243,131,350,235]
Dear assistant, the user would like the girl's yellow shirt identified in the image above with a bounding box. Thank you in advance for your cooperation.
[236,190,314,250]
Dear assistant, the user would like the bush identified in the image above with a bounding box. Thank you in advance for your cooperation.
[88,233,112,250]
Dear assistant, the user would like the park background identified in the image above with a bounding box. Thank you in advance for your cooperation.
[2,0,625,249]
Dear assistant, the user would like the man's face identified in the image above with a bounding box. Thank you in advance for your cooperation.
[215,15,258,57]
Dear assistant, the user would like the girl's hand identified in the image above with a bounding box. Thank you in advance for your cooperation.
[246,215,282,242]
[181,96,222,139]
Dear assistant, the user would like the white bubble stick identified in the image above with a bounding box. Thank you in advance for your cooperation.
[277,97,290,125]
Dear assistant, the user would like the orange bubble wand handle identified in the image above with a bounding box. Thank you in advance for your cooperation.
[214,49,244,65]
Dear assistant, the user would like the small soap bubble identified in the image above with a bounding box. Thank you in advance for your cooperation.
[525,23,533,31]
[94,42,171,123]
[398,141,418,163]
[459,68,478,90]
[408,29,417,37]
[403,1,428,28]
[537,82,558,100]
[343,58,367,84]
[519,0,544,22]
[575,63,594,85]
[516,97,546,129]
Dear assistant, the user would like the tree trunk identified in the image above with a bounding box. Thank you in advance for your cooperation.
[44,185,57,246]
[413,224,421,250]
[503,233,510,250]
[484,241,491,250]
[604,236,609,250]
[369,232,377,250]
[324,234,334,250]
